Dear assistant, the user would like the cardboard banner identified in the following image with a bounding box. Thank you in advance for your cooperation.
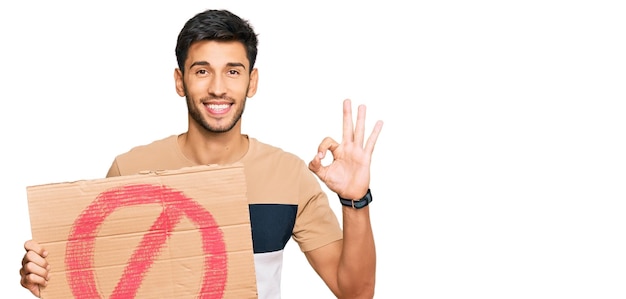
[27,164,257,299]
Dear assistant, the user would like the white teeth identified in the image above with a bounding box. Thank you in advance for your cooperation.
[207,104,229,111]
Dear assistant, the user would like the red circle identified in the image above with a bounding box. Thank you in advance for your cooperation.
[65,184,227,299]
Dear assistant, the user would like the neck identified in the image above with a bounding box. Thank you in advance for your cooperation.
[178,129,249,165]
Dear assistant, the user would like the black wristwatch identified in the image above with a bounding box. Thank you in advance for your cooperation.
[338,189,372,209]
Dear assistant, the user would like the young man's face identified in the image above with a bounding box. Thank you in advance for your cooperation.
[175,40,258,134]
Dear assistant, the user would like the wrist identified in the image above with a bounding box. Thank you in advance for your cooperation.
[338,189,372,209]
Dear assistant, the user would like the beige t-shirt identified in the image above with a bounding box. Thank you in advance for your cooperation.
[107,134,342,251]
[106,134,342,298]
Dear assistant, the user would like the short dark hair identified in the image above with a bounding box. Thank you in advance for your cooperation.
[175,9,259,74]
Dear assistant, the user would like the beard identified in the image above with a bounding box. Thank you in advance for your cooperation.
[184,85,247,133]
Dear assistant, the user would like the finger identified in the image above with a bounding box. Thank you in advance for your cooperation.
[23,241,47,269]
[309,150,331,181]
[23,250,50,271]
[315,137,339,156]
[342,99,354,142]
[22,259,50,283]
[354,104,366,147]
[20,274,41,297]
[308,151,323,172]
[24,240,47,258]
[310,137,338,178]
[20,266,45,298]
[21,271,47,294]
[364,120,384,155]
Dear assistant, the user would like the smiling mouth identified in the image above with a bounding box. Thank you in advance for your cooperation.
[206,103,230,112]
[205,102,233,115]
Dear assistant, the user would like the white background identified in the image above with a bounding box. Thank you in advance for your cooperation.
[1,0,625,298]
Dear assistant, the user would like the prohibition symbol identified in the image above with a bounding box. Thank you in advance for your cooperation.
[65,184,228,299]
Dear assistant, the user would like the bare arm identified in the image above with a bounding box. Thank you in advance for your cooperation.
[308,99,383,298]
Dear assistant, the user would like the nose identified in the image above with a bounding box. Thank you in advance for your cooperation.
[208,73,227,97]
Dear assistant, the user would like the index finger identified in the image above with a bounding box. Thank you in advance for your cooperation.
[24,240,47,257]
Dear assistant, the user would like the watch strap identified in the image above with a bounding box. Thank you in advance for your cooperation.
[338,189,372,209]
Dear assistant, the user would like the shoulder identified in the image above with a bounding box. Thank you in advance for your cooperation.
[117,135,178,158]
[109,135,184,176]
[248,137,305,167]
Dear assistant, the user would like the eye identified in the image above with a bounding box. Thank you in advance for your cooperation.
[196,69,208,75]
[227,69,240,76]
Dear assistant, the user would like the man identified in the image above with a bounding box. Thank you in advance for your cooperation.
[20,9,383,299]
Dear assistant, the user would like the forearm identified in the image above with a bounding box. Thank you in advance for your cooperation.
[337,205,376,298]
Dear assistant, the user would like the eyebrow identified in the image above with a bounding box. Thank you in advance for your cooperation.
[189,61,247,70]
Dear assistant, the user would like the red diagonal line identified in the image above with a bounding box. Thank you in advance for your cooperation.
[110,206,184,298]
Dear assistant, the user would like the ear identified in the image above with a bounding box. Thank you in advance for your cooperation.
[246,68,259,98]
[174,68,185,97]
